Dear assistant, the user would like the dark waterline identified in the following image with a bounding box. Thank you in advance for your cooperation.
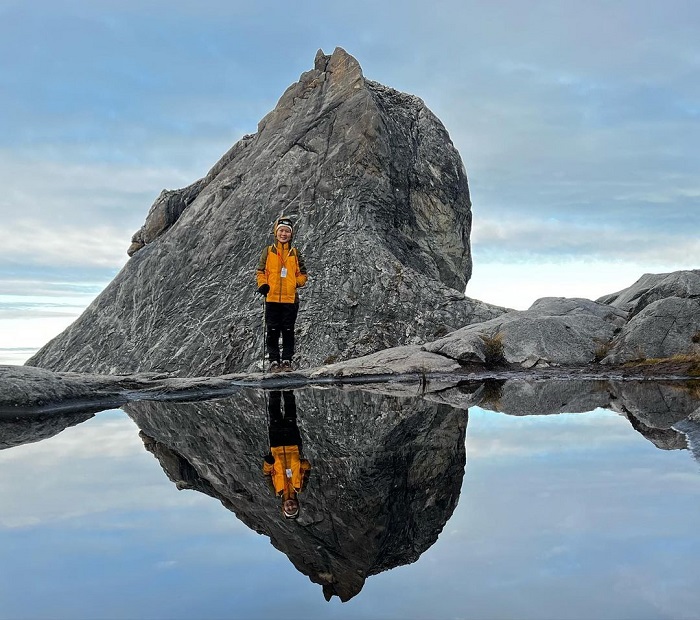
[1,382,700,620]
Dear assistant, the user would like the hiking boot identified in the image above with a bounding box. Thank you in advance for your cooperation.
[281,360,293,372]
[269,361,282,373]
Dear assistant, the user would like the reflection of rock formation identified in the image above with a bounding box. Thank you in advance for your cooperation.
[124,388,467,601]
[427,377,700,456]
[674,414,700,465]
[0,410,95,450]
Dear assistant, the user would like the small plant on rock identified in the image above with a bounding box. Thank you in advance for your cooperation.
[480,331,506,367]
[593,338,614,362]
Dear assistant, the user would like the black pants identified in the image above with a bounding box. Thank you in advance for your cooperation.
[265,302,298,363]
[268,391,302,449]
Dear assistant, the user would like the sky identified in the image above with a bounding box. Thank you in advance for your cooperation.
[1,0,699,363]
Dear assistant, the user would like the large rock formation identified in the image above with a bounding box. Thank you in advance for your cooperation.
[26,47,504,377]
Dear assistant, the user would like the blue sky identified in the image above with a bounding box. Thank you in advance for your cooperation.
[1,0,698,360]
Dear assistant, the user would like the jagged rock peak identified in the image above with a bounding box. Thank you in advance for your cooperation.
[27,48,504,376]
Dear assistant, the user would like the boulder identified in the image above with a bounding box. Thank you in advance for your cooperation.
[26,47,504,377]
[528,297,628,327]
[601,297,700,364]
[308,344,461,378]
[423,297,619,368]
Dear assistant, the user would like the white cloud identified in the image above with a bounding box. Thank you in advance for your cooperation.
[0,412,205,528]
[0,219,128,268]
[471,216,700,264]
[466,258,693,310]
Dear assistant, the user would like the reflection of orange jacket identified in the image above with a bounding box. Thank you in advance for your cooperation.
[256,242,308,304]
[263,445,311,499]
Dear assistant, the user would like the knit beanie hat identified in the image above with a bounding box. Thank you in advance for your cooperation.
[274,217,294,237]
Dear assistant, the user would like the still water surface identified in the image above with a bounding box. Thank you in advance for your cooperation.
[1,379,700,620]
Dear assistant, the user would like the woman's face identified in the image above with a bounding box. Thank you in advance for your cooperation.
[276,227,292,243]
[283,498,299,518]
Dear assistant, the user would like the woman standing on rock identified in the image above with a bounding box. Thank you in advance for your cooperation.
[255,216,308,372]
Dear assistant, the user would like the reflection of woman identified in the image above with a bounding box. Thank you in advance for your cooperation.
[263,390,311,519]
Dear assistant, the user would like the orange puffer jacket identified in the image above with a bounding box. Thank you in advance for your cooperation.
[263,445,311,498]
[256,242,308,304]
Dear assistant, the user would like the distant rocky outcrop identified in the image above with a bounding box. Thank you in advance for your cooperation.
[421,297,623,369]
[408,270,699,370]
[598,270,700,364]
[26,47,504,377]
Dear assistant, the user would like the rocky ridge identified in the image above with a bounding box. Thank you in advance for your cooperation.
[416,269,700,370]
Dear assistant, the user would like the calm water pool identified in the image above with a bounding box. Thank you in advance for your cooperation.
[1,379,699,619]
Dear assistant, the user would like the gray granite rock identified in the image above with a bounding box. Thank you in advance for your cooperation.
[26,47,504,377]
[597,269,700,316]
[307,344,461,378]
[423,299,618,368]
[528,297,628,327]
[0,364,245,414]
[601,297,700,364]
[0,364,132,410]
